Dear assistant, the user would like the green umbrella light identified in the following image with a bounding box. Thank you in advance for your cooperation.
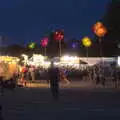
[28,42,36,49]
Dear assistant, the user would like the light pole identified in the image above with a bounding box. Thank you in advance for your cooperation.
[54,30,64,57]
[44,47,46,56]
[82,36,92,62]
[41,37,48,56]
[99,37,102,57]
[59,39,62,57]
[92,22,107,58]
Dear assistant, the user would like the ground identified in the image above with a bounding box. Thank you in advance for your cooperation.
[1,81,120,120]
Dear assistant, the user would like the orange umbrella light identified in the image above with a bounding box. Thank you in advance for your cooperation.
[82,37,92,47]
[92,22,102,32]
[92,22,107,37]
[96,27,107,37]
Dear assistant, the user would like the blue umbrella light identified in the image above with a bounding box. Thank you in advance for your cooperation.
[72,43,77,48]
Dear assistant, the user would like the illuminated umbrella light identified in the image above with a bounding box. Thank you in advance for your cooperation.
[96,27,107,37]
[92,22,102,32]
[93,22,107,37]
[54,31,64,40]
[82,37,92,47]
[41,37,48,47]
[72,43,77,48]
[28,42,36,49]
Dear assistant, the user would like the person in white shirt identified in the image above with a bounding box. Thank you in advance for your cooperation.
[29,66,35,81]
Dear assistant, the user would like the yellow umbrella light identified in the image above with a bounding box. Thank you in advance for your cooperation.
[82,37,92,47]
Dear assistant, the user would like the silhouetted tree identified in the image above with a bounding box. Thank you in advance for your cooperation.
[102,0,120,56]
[6,44,26,57]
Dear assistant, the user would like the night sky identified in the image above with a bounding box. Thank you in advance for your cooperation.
[0,0,111,45]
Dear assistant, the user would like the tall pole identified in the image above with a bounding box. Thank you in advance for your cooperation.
[99,37,104,65]
[0,36,2,55]
[99,37,102,57]
[59,40,62,57]
[2,36,4,55]
[41,46,43,55]
[86,47,88,62]
[44,47,46,56]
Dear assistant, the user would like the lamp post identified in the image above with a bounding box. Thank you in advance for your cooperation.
[82,36,92,61]
[28,42,36,49]
[59,39,62,57]
[54,30,64,57]
[28,42,36,54]
[41,37,48,56]
[92,22,107,57]
[44,47,46,56]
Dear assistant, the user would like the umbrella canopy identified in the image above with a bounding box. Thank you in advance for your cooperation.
[79,60,88,64]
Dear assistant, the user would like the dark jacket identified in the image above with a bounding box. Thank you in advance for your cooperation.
[48,67,60,84]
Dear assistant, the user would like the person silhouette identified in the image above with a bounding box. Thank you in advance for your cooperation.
[0,105,4,120]
[48,61,60,100]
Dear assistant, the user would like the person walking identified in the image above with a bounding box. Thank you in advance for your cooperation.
[112,69,117,88]
[60,70,70,85]
[48,61,60,100]
[0,77,4,96]
[29,66,35,81]
[0,105,4,120]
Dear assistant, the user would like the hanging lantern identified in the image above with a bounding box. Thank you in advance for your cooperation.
[92,22,107,37]
[41,37,48,47]
[82,37,92,47]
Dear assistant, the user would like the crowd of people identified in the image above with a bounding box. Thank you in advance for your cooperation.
[9,61,120,89]
[0,61,120,96]
[18,65,71,86]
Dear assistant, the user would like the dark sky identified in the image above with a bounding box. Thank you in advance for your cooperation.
[0,0,111,45]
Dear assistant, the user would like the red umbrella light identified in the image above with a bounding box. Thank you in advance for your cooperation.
[54,31,64,41]
[41,37,48,47]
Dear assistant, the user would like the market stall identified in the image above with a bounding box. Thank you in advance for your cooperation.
[0,56,20,79]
